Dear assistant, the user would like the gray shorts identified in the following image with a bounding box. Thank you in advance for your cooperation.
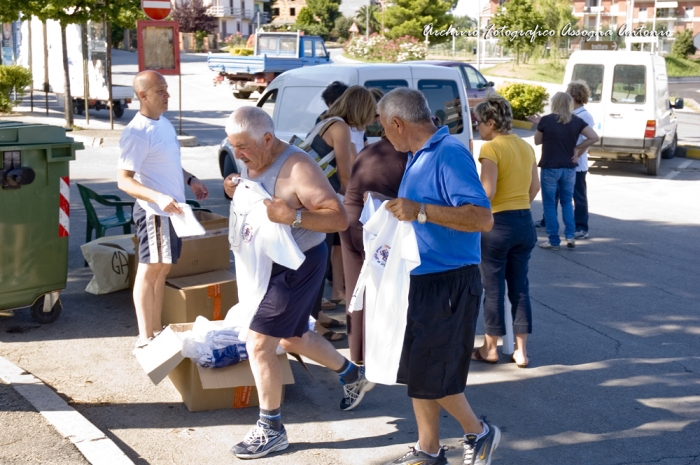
[133,203,182,264]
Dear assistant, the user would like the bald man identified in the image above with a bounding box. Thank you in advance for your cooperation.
[117,70,209,350]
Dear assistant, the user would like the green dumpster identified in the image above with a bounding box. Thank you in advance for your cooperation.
[0,121,84,323]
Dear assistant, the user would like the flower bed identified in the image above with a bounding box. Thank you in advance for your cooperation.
[345,34,425,62]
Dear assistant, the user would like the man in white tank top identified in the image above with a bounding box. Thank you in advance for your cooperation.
[223,107,376,459]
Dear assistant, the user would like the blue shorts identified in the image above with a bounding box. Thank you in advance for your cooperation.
[133,203,182,264]
[249,242,327,339]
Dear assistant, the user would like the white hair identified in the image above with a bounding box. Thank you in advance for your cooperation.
[225,106,275,142]
[377,87,432,124]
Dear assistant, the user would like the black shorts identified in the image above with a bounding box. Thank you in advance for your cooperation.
[133,203,182,264]
[397,265,483,399]
[250,242,328,339]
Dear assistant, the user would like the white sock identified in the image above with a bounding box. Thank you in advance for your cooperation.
[475,421,490,440]
[415,441,441,458]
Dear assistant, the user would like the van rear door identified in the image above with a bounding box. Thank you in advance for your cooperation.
[603,63,650,151]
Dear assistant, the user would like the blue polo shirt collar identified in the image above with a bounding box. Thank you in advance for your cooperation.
[412,126,450,160]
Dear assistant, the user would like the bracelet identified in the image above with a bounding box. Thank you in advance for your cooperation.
[187,175,195,186]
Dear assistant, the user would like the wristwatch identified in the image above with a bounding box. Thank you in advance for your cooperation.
[291,210,302,228]
[417,203,427,224]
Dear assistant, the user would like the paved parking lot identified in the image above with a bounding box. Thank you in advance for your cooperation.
[2,50,700,464]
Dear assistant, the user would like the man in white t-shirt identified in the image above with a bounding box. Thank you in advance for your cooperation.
[117,70,209,349]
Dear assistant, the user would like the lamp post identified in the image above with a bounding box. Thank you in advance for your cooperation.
[366,2,370,40]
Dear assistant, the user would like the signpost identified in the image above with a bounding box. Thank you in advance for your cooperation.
[142,0,172,21]
[138,0,183,134]
[582,40,618,51]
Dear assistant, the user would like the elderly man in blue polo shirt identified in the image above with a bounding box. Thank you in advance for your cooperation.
[377,87,500,465]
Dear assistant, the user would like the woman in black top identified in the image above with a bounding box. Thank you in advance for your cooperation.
[531,92,599,250]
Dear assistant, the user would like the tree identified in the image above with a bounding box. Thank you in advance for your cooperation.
[671,29,696,58]
[534,0,577,59]
[490,0,545,65]
[383,0,457,44]
[356,4,380,36]
[332,15,355,41]
[295,0,341,40]
[172,0,217,34]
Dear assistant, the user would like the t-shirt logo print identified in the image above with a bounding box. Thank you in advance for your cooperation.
[373,245,391,267]
[242,223,254,243]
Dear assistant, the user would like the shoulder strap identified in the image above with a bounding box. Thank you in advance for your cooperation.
[304,116,344,144]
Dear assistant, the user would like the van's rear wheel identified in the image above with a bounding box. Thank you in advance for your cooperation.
[233,92,251,100]
[645,152,661,176]
[662,133,677,159]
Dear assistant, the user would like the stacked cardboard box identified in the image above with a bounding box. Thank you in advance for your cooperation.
[133,211,238,324]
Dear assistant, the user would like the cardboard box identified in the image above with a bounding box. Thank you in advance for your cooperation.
[132,211,231,279]
[134,322,294,412]
[162,269,238,325]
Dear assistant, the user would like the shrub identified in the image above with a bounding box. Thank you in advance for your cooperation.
[345,34,425,62]
[223,32,247,48]
[0,65,32,113]
[496,82,549,121]
[671,29,697,58]
[229,47,254,56]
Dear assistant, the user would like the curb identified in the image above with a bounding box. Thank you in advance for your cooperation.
[682,146,700,159]
[512,120,535,130]
[0,356,134,465]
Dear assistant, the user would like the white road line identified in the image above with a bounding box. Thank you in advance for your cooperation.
[664,159,694,179]
[0,356,134,465]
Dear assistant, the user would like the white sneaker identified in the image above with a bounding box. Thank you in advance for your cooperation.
[574,230,588,239]
[539,241,559,250]
[132,336,153,354]
[566,238,576,249]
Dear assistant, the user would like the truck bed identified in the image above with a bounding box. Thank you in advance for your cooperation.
[70,85,134,101]
[207,54,305,75]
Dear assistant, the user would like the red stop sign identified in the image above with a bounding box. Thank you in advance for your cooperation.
[142,0,172,21]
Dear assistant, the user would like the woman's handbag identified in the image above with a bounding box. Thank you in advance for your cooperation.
[289,116,344,179]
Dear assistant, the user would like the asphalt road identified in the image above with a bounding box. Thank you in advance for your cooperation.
[1,50,700,465]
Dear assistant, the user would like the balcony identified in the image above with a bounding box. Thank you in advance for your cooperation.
[207,6,256,19]
[583,6,605,14]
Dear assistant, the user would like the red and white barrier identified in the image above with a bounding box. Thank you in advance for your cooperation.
[59,177,70,237]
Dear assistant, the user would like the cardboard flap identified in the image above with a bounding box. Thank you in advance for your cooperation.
[197,354,294,389]
[134,327,186,385]
[166,270,236,290]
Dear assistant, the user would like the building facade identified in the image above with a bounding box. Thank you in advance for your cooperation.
[271,0,306,24]
[171,0,270,38]
[479,0,700,51]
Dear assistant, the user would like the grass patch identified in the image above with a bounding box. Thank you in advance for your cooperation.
[478,60,566,84]
[665,56,700,77]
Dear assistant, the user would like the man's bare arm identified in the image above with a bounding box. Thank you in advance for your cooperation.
[386,198,493,233]
[265,154,348,233]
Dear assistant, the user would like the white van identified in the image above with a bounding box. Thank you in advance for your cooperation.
[563,51,683,176]
[255,63,473,151]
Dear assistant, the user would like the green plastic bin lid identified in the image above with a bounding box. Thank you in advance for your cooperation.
[0,121,79,146]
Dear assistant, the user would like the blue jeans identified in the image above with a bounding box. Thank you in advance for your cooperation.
[539,171,589,233]
[541,168,576,246]
[479,210,536,336]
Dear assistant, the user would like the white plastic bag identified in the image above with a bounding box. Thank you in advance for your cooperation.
[80,234,135,295]
[180,317,248,368]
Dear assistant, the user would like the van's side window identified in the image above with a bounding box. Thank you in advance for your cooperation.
[277,86,327,135]
[418,80,463,135]
[257,88,278,119]
[612,65,646,104]
[365,80,409,95]
[572,64,603,103]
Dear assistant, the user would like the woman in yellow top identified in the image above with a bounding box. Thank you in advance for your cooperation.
[471,94,540,368]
